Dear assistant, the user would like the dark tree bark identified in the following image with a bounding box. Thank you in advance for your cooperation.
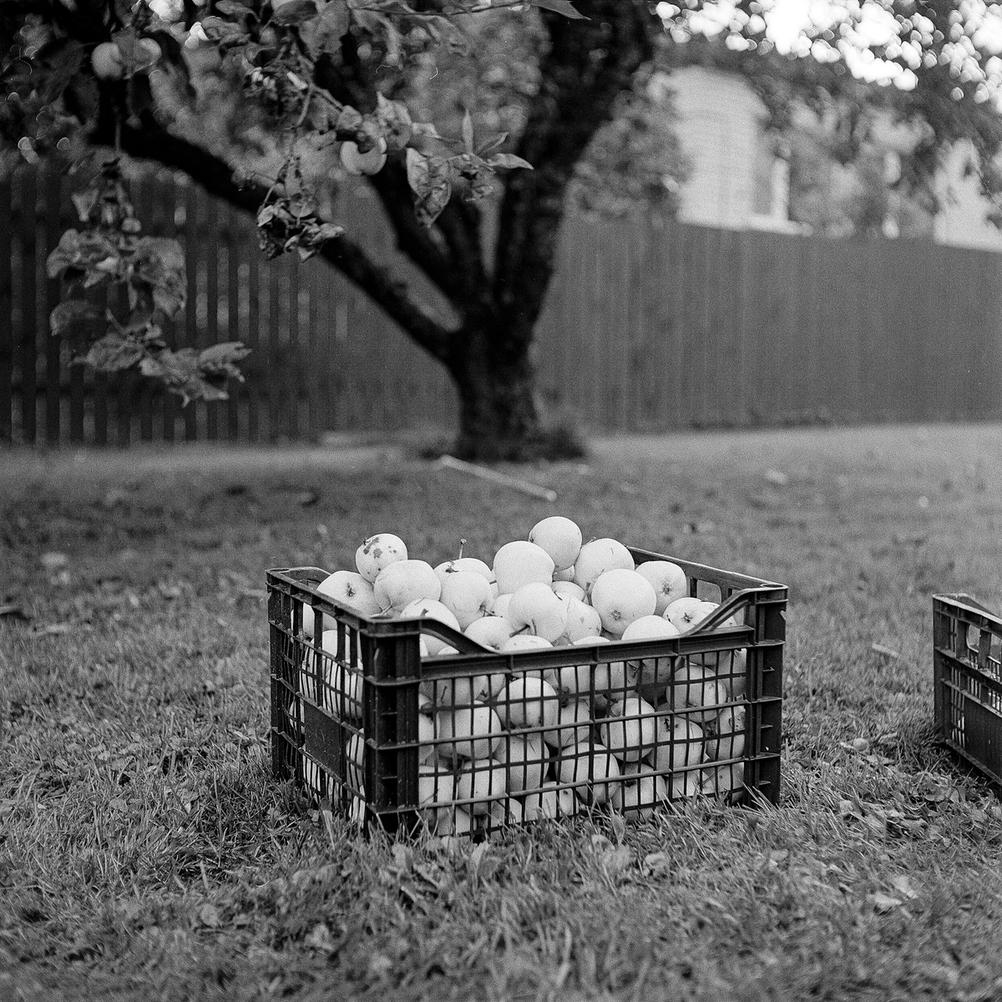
[84,1,658,461]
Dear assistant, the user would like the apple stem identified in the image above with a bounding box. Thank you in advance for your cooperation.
[458,537,466,559]
[512,624,531,636]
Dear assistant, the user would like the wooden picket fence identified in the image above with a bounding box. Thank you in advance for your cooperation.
[3,164,1002,447]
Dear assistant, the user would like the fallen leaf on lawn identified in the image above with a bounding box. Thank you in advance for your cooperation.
[643,852,671,875]
[198,904,222,928]
[40,551,69,570]
[890,874,918,899]
[600,846,632,874]
[0,605,30,622]
[297,491,320,507]
[870,643,901,660]
[29,622,73,638]
[764,468,790,486]
[869,892,903,912]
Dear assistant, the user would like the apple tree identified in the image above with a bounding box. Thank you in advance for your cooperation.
[4,0,1002,459]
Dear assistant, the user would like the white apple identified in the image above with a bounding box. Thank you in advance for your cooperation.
[493,732,547,794]
[635,560,688,615]
[434,702,503,761]
[492,540,555,595]
[399,597,461,655]
[664,596,710,632]
[557,742,622,805]
[561,596,603,643]
[522,783,578,821]
[418,765,456,830]
[434,556,494,589]
[599,696,659,762]
[438,806,476,837]
[543,660,611,703]
[553,566,576,583]
[439,570,493,629]
[701,762,745,799]
[612,774,668,821]
[704,705,746,762]
[552,580,586,602]
[497,676,559,729]
[348,793,367,826]
[572,537,634,595]
[671,770,704,801]
[373,559,441,612]
[590,569,658,637]
[689,648,747,698]
[667,661,728,724]
[490,593,514,620]
[541,698,593,748]
[421,670,506,708]
[621,615,680,688]
[528,516,583,570]
[490,796,526,828]
[417,712,437,765]
[506,583,569,643]
[300,569,380,638]
[345,730,366,790]
[499,634,552,653]
[355,533,408,582]
[650,714,704,773]
[463,615,514,651]
[695,600,740,630]
[320,630,363,719]
[455,761,508,815]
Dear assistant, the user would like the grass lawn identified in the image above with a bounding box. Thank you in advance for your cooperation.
[3,422,1002,1001]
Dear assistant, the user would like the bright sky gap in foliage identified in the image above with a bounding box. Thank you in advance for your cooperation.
[656,0,1002,100]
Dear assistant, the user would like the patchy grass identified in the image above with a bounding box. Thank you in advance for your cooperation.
[2,424,1002,1001]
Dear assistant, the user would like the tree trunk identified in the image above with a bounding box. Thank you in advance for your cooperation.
[447,324,573,462]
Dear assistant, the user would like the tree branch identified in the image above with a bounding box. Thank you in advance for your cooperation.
[109,111,453,363]
[493,1,655,328]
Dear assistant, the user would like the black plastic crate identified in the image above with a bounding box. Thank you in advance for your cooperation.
[933,594,1002,787]
[268,549,787,836]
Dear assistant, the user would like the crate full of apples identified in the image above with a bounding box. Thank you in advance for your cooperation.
[268,517,787,837]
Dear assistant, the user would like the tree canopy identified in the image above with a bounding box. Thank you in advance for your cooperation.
[4,1,1002,458]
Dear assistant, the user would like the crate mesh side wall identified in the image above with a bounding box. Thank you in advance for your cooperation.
[268,560,787,836]
[934,596,1002,787]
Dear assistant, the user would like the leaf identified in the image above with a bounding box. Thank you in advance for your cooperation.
[81,334,146,372]
[49,300,104,341]
[270,0,319,26]
[131,237,186,317]
[46,229,119,281]
[198,341,251,373]
[485,153,533,171]
[476,133,509,157]
[375,92,412,151]
[214,0,252,15]
[405,148,452,227]
[529,0,587,18]
[869,892,903,912]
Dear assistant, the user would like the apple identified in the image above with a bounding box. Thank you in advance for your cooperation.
[557,742,622,805]
[560,596,603,643]
[701,762,745,800]
[399,597,460,655]
[635,560,689,615]
[598,696,659,762]
[690,648,747,698]
[300,569,379,638]
[528,516,582,571]
[667,661,728,724]
[543,660,611,703]
[670,770,704,800]
[490,796,526,828]
[434,556,494,589]
[340,136,388,176]
[492,540,555,595]
[345,730,366,790]
[650,714,704,773]
[320,630,363,719]
[704,705,746,762]
[621,614,680,688]
[355,533,408,582]
[421,669,505,709]
[418,765,456,830]
[552,580,586,602]
[438,806,476,837]
[497,676,559,729]
[434,702,503,761]
[490,593,513,620]
[522,783,578,821]
[90,41,125,79]
[696,600,740,630]
[455,760,508,815]
[373,559,441,612]
[506,583,569,643]
[665,596,712,632]
[612,773,668,821]
[541,698,593,749]
[553,566,576,583]
[463,615,514,651]
[348,794,367,826]
[438,570,493,629]
[493,732,547,794]
[572,537,634,595]
[499,634,552,653]
[590,569,658,637]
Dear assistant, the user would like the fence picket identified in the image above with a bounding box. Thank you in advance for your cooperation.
[5,164,1002,446]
